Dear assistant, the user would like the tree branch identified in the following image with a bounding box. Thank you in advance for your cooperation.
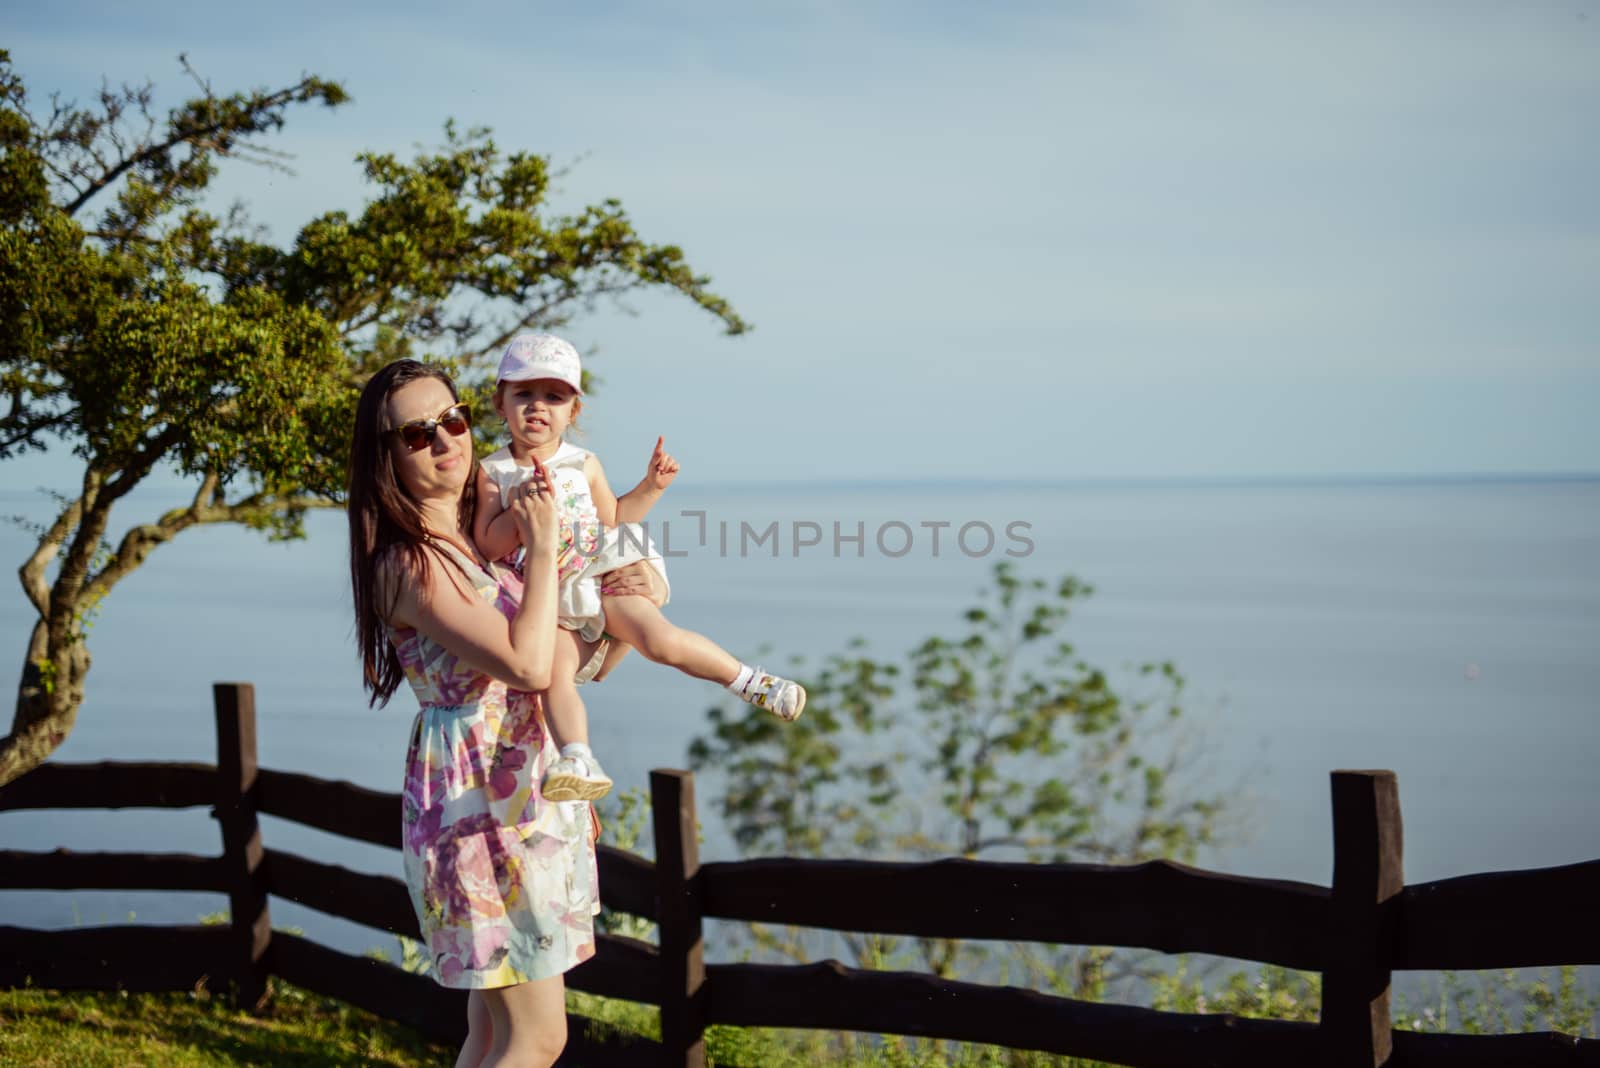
[84,227,159,246]
[47,468,113,636]
[463,278,651,365]
[98,425,185,504]
[17,495,84,617]
[62,76,333,217]
[0,408,79,454]
[336,292,405,340]
[82,490,336,605]
[191,469,220,511]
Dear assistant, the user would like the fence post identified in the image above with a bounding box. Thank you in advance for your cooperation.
[652,769,706,1068]
[1321,769,1404,1067]
[214,681,271,1010]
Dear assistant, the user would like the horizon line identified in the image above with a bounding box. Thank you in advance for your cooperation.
[696,470,1600,492]
[0,469,1597,503]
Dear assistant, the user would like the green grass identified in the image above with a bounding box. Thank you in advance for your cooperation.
[0,979,454,1067]
[6,965,1595,1068]
[0,982,1146,1068]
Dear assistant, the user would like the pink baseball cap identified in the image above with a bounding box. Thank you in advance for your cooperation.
[496,333,584,394]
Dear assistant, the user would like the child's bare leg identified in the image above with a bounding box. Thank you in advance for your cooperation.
[599,595,739,682]
[585,562,662,682]
[539,629,613,802]
[588,640,632,684]
[541,630,589,750]
[600,594,806,721]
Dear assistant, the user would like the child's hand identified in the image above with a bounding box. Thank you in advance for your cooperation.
[645,436,679,492]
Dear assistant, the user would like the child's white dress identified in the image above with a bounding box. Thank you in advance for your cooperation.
[480,442,670,650]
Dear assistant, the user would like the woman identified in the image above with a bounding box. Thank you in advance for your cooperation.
[348,359,647,1067]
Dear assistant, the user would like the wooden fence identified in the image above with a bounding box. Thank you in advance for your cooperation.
[0,681,1597,1067]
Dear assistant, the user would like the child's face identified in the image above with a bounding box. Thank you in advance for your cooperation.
[496,377,579,454]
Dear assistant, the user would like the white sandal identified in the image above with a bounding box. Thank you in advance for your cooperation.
[541,752,614,802]
[738,667,806,723]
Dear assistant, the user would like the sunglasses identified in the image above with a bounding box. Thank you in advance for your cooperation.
[385,403,472,452]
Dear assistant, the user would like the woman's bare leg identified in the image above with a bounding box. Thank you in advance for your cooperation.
[456,990,494,1068]
[479,975,568,1068]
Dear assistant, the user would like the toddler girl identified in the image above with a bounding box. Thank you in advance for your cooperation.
[474,333,805,802]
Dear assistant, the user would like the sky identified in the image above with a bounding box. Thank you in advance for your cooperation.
[6,1,1599,484]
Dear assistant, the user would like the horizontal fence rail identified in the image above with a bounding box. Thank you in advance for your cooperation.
[255,767,400,850]
[1399,859,1600,970]
[1,682,1597,1068]
[572,933,661,1006]
[698,856,1332,970]
[0,760,216,811]
[272,929,461,1039]
[0,923,231,993]
[269,930,659,1064]
[703,959,1322,1067]
[1390,1030,1600,1067]
[264,848,419,939]
[0,848,228,892]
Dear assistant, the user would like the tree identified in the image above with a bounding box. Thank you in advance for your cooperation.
[689,562,1229,994]
[0,53,747,785]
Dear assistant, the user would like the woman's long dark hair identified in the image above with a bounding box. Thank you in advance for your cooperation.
[348,360,479,707]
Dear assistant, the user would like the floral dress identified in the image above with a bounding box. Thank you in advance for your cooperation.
[388,546,599,988]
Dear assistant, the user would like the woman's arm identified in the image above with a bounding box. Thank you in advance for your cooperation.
[393,471,561,690]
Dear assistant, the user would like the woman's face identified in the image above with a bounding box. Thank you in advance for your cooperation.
[385,376,473,503]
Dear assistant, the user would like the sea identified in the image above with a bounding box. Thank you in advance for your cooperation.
[1,476,1596,995]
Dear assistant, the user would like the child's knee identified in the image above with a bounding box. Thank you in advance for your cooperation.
[635,626,683,664]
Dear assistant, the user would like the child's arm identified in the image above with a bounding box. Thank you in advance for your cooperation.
[607,436,679,525]
[473,466,524,562]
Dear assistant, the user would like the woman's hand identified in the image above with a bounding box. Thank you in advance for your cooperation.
[508,455,559,561]
[600,560,660,600]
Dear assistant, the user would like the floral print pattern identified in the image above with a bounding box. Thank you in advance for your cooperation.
[388,549,599,988]
[479,441,670,644]
[479,443,600,580]
[551,461,602,582]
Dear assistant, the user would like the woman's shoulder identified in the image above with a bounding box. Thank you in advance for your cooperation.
[377,540,485,614]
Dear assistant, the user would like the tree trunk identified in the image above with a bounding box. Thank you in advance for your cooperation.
[0,619,91,786]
